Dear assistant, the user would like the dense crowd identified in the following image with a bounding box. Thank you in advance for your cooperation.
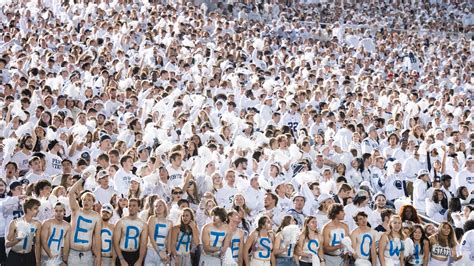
[0,0,473,266]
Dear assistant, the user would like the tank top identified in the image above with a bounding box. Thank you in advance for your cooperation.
[327,228,345,256]
[253,233,272,261]
[101,227,113,257]
[43,223,68,257]
[11,221,38,253]
[431,244,451,259]
[300,237,320,263]
[384,237,403,261]
[230,232,241,259]
[176,230,193,255]
[356,232,374,261]
[203,225,226,256]
[119,219,145,252]
[408,242,424,265]
[151,220,170,250]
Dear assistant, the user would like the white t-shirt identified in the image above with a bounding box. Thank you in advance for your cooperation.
[215,185,238,209]
[167,166,184,188]
[113,168,137,196]
[25,172,48,183]
[11,151,30,172]
[413,179,429,213]
[45,152,63,177]
[455,169,474,192]
[93,186,117,205]
[461,230,474,263]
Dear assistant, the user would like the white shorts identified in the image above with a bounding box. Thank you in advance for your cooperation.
[102,256,113,266]
[68,249,94,265]
[428,258,449,266]
[199,254,221,265]
[324,254,344,266]
[250,259,271,266]
[41,255,62,266]
[144,247,166,266]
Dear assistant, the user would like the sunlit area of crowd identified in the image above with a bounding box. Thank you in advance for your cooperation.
[0,0,473,265]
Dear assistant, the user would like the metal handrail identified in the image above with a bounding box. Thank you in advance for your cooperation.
[419,213,441,227]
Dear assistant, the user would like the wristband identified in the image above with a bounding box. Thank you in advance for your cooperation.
[119,255,124,261]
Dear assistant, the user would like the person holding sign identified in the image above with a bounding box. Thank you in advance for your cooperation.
[113,198,148,266]
[145,199,172,265]
[65,175,102,265]
[40,202,70,265]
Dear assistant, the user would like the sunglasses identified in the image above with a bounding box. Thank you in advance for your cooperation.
[173,191,183,195]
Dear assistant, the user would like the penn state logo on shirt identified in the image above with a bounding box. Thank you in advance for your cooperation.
[467,176,474,184]
[394,180,403,190]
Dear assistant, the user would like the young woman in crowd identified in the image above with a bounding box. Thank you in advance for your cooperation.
[170,208,200,266]
[296,216,324,266]
[244,216,275,266]
[378,215,405,266]
[406,224,430,266]
[428,222,461,266]
[273,215,298,266]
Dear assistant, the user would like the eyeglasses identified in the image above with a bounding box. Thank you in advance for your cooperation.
[173,191,183,195]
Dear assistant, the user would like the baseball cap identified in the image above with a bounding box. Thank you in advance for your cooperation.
[96,170,109,179]
[440,174,452,181]
[101,203,113,214]
[48,140,59,151]
[317,193,332,203]
[417,169,429,177]
[99,134,111,142]
[81,152,91,161]
[292,193,306,202]
[9,181,22,191]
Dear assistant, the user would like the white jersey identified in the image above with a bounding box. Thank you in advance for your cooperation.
[455,169,474,192]
[413,179,429,213]
[361,137,379,154]
[167,166,183,188]
[113,168,137,196]
[44,152,63,176]
[11,151,30,172]
[461,230,474,263]
[93,186,117,205]
[281,112,301,132]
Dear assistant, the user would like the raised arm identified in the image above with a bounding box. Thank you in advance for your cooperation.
[68,178,84,212]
